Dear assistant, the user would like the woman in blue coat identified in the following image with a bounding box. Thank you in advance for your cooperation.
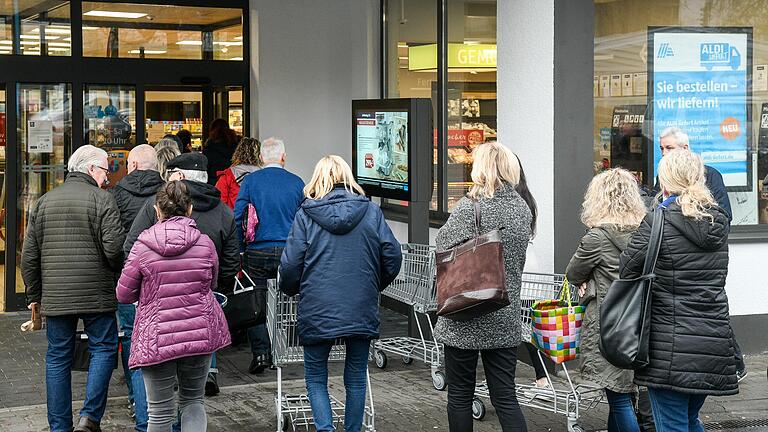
[279,155,402,432]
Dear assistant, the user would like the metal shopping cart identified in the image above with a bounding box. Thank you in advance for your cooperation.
[372,244,446,390]
[471,272,603,432]
[267,279,376,432]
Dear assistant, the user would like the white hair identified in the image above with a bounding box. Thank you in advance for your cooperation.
[176,168,208,183]
[660,127,689,146]
[260,137,285,164]
[68,145,108,174]
[128,144,158,171]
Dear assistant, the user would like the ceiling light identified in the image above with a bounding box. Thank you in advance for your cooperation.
[48,47,69,52]
[469,70,478,74]
[82,26,100,30]
[63,37,71,41]
[213,41,242,46]
[128,49,166,55]
[397,42,408,48]
[176,40,202,46]
[31,27,70,35]
[234,36,243,40]
[47,42,71,47]
[464,40,481,45]
[84,10,147,19]
[230,57,243,61]
[4,40,42,46]
[21,34,59,40]
[398,56,408,60]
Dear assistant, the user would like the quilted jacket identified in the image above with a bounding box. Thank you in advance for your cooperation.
[21,172,125,316]
[620,203,738,396]
[117,216,231,368]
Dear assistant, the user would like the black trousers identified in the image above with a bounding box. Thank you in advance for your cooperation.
[444,345,528,432]
[522,342,547,380]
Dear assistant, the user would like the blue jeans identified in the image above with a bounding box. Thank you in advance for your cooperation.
[46,313,118,432]
[303,338,370,432]
[118,303,149,431]
[605,389,640,432]
[244,247,282,356]
[647,388,707,432]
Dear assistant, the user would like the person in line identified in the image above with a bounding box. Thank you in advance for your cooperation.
[162,133,185,155]
[111,144,164,431]
[21,145,125,432]
[565,169,646,432]
[155,139,182,181]
[621,150,737,431]
[434,142,532,432]
[118,181,231,432]
[125,153,240,396]
[234,137,304,374]
[203,119,239,185]
[514,163,551,391]
[177,129,193,153]
[279,156,402,432]
[215,137,262,209]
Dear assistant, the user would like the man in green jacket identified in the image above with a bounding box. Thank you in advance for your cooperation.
[21,145,125,432]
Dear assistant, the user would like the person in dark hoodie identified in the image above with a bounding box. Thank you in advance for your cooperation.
[110,144,164,431]
[279,155,402,432]
[124,152,239,396]
[621,150,737,431]
[203,119,239,185]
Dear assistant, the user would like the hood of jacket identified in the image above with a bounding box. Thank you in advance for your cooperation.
[664,203,729,251]
[115,170,164,197]
[139,216,201,257]
[229,164,260,181]
[301,187,370,235]
[597,224,634,252]
[184,179,222,212]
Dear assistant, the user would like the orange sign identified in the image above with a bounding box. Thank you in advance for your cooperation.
[720,117,741,140]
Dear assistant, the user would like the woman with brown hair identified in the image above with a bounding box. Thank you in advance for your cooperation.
[215,137,262,209]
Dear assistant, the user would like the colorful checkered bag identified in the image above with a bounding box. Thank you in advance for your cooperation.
[530,278,584,364]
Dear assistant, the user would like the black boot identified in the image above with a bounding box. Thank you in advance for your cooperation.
[73,416,101,432]
[205,372,220,396]
[249,353,271,374]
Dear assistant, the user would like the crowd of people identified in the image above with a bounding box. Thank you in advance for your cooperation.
[20,120,742,432]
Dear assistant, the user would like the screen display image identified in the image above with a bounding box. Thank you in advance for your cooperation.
[355,110,409,194]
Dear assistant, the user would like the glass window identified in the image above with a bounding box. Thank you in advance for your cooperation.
[0,1,72,56]
[82,2,243,60]
[84,85,136,188]
[17,83,71,294]
[593,0,768,226]
[145,89,204,149]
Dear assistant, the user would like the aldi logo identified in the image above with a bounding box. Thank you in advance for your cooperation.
[657,42,675,58]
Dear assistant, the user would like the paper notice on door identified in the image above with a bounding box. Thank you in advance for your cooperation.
[755,65,768,92]
[28,120,53,153]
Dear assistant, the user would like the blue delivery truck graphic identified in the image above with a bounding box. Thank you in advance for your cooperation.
[700,42,741,70]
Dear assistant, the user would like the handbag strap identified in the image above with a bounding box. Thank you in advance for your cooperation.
[473,200,482,236]
[641,209,665,276]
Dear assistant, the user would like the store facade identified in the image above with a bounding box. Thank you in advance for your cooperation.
[0,0,250,311]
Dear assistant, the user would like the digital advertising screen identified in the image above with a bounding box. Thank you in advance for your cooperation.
[354,108,410,199]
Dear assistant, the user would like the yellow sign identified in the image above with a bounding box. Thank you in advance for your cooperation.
[408,43,497,71]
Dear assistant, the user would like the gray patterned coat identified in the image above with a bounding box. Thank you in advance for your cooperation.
[433,183,532,350]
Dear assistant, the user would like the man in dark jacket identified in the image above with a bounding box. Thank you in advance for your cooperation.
[22,145,125,432]
[110,144,162,431]
[124,152,239,396]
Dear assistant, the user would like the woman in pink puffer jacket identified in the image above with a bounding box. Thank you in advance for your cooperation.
[117,180,231,432]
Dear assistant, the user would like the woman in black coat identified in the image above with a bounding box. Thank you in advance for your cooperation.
[203,119,239,185]
[620,150,737,431]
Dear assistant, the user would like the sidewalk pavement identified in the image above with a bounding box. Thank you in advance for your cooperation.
[1,310,766,431]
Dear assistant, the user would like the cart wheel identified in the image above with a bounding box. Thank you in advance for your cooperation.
[432,370,447,391]
[472,398,486,421]
[569,424,585,432]
[374,350,387,369]
[281,414,290,431]
[401,355,413,365]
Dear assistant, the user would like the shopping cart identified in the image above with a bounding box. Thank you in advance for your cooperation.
[267,279,376,432]
[372,243,446,390]
[471,272,603,432]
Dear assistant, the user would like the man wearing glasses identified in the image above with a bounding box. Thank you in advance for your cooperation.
[21,144,125,432]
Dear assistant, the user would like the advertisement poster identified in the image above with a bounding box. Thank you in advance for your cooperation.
[86,103,132,149]
[651,28,751,188]
[355,111,409,187]
[27,120,53,153]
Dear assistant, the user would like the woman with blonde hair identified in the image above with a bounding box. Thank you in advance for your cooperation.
[565,168,646,432]
[621,150,737,430]
[279,155,402,432]
[434,142,533,431]
[154,138,182,181]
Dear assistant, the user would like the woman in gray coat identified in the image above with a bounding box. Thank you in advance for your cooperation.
[565,168,647,432]
[434,142,533,432]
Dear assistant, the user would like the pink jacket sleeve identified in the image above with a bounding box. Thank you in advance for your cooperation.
[117,243,144,304]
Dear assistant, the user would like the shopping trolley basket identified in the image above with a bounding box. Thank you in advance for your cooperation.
[471,272,603,432]
[267,279,376,432]
[372,244,446,390]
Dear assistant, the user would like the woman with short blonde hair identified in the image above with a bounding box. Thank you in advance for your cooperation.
[280,155,401,432]
[567,168,646,432]
[434,141,533,431]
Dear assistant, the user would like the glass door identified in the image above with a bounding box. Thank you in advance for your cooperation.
[0,86,5,310]
[16,83,71,295]
[145,88,204,150]
[85,85,136,187]
[213,87,245,137]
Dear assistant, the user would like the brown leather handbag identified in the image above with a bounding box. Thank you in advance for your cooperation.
[435,201,508,321]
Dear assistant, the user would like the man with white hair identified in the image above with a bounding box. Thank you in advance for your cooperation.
[124,152,239,396]
[234,137,305,374]
[110,143,163,431]
[21,144,125,432]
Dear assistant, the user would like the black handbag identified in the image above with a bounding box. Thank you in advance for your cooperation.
[72,332,120,372]
[223,270,267,332]
[599,208,664,370]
